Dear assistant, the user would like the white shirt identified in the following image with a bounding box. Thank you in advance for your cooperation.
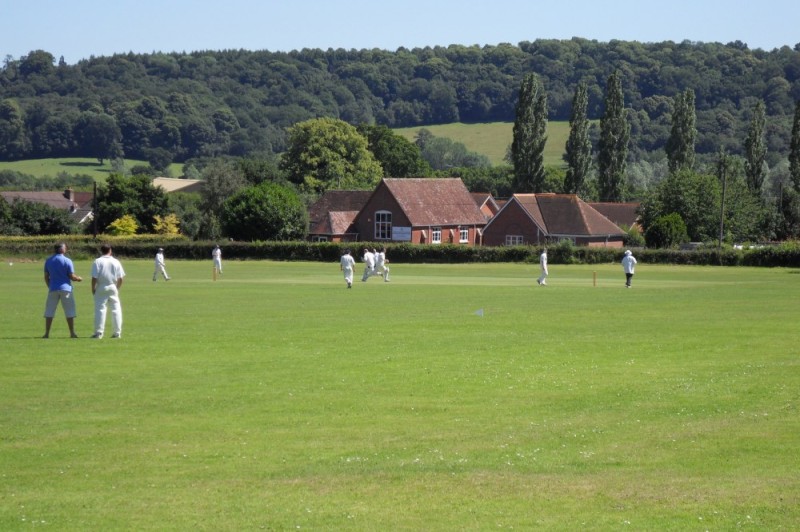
[375,251,385,268]
[155,252,165,266]
[340,254,355,271]
[363,251,375,269]
[540,252,548,273]
[622,254,637,274]
[92,255,125,287]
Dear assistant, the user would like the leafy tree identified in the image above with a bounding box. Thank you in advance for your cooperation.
[790,100,800,192]
[744,101,767,194]
[280,117,383,194]
[0,99,30,159]
[1,199,77,235]
[563,82,592,194]
[0,197,12,234]
[167,192,203,239]
[644,213,689,248]
[597,71,630,202]
[75,112,122,164]
[107,214,139,235]
[776,187,800,239]
[200,159,248,215]
[153,214,180,235]
[221,182,308,241]
[511,73,547,192]
[665,89,696,174]
[357,124,431,177]
[640,170,720,242]
[417,134,490,170]
[235,156,283,185]
[94,173,169,233]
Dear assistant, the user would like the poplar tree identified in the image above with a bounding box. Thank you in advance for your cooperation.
[744,101,767,194]
[511,73,547,193]
[790,100,800,192]
[563,82,592,195]
[665,89,696,174]
[597,71,630,202]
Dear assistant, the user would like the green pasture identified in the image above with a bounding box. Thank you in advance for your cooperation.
[0,158,184,182]
[395,121,572,167]
[1,259,798,529]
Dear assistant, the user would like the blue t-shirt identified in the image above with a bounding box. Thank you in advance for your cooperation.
[44,253,75,292]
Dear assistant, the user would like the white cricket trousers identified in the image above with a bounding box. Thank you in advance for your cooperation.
[94,284,122,337]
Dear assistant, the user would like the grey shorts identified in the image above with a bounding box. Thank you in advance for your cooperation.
[44,290,77,318]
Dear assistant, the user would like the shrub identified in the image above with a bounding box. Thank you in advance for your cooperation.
[645,213,689,248]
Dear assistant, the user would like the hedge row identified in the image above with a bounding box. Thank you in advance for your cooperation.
[1,237,799,267]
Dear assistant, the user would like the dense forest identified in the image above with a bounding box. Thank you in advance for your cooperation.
[2,39,800,167]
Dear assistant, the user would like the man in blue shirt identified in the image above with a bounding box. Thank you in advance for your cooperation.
[43,242,83,338]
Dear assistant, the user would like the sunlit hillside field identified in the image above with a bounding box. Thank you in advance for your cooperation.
[0,158,184,181]
[395,121,572,167]
[1,259,798,529]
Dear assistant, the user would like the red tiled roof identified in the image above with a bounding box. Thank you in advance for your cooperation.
[328,211,359,235]
[588,202,641,228]
[382,178,487,226]
[308,190,371,235]
[513,194,624,236]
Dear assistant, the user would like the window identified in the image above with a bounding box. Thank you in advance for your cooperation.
[459,226,469,243]
[374,211,392,240]
[311,235,328,242]
[505,235,523,246]
[432,227,442,244]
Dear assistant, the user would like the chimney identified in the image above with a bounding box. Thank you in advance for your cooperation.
[63,187,74,201]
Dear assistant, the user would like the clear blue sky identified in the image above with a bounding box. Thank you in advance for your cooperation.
[3,0,799,64]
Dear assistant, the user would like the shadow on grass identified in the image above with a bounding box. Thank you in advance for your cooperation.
[60,161,104,168]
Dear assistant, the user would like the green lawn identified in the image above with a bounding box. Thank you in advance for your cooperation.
[1,259,798,529]
[395,121,572,167]
[0,158,184,181]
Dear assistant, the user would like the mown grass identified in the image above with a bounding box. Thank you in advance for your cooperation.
[395,121,572,167]
[1,259,798,529]
[0,158,184,181]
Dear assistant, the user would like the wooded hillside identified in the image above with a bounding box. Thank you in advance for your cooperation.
[2,39,799,166]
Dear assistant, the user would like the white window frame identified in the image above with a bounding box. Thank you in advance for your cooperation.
[374,210,392,240]
[505,235,523,246]
[432,226,442,244]
[459,226,469,243]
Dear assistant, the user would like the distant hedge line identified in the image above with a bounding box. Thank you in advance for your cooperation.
[1,236,798,267]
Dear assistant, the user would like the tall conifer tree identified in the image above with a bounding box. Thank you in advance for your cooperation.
[564,82,592,195]
[789,100,800,192]
[666,89,696,174]
[597,71,630,202]
[744,101,767,194]
[511,73,547,193]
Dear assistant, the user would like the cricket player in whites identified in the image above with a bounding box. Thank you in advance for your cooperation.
[375,246,390,282]
[340,249,355,288]
[537,248,548,286]
[361,247,375,282]
[212,245,223,279]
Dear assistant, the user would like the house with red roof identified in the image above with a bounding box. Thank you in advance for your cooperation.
[307,190,372,242]
[588,202,641,232]
[351,178,488,245]
[0,188,94,224]
[471,192,500,220]
[482,193,626,247]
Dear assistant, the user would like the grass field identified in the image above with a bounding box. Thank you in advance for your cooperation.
[395,121,572,167]
[1,258,798,529]
[0,158,185,182]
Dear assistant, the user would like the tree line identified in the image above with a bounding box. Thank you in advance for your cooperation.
[2,39,800,166]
